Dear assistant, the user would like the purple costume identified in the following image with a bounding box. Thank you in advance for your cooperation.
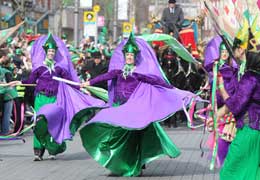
[25,35,105,147]
[220,70,260,179]
[204,36,239,166]
[90,70,173,104]
[225,71,260,130]
[23,66,76,96]
[78,37,201,176]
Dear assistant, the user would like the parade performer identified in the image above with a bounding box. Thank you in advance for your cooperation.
[14,33,105,161]
[204,37,238,166]
[211,32,260,179]
[79,33,201,176]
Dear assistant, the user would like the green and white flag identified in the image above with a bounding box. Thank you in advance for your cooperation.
[0,21,24,46]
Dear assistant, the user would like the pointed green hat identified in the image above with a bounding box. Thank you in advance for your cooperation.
[71,54,80,63]
[42,33,58,52]
[219,42,227,51]
[122,32,140,57]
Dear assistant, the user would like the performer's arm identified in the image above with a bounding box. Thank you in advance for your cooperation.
[134,73,173,89]
[58,67,80,89]
[89,70,121,86]
[22,67,42,84]
[220,72,257,116]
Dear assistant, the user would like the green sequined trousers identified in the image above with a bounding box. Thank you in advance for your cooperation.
[33,93,66,156]
[79,103,180,176]
[220,126,260,180]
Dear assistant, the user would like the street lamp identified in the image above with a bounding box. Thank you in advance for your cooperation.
[74,0,79,47]
[113,0,118,42]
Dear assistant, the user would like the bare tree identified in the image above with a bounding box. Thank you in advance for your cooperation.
[134,0,149,33]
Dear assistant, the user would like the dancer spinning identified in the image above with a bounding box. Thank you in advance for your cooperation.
[14,33,104,161]
[80,33,201,176]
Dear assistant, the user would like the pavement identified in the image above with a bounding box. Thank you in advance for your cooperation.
[0,125,219,180]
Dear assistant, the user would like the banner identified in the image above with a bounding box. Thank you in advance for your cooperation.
[0,21,24,46]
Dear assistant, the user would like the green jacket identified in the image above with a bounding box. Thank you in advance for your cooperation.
[0,67,18,101]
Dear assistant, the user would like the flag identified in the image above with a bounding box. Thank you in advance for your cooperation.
[224,5,230,15]
[213,7,220,16]
[243,9,250,22]
[139,33,197,63]
[251,15,258,34]
[0,21,24,46]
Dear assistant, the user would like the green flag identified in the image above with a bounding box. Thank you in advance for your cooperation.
[0,21,25,46]
[139,33,198,63]
[243,9,251,23]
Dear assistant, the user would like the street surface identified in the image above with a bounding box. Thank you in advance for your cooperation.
[0,125,219,180]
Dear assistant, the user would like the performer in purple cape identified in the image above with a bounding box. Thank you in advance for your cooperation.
[216,32,260,180]
[80,33,200,176]
[14,33,105,161]
[204,36,239,167]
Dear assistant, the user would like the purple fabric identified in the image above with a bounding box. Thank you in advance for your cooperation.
[203,35,239,107]
[85,37,200,129]
[22,66,75,96]
[38,83,105,144]
[217,138,230,166]
[225,71,260,130]
[217,66,238,107]
[30,34,106,144]
[90,70,173,104]
[107,38,165,105]
[30,35,78,82]
[87,83,196,129]
[204,36,237,74]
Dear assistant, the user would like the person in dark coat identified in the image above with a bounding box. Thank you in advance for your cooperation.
[161,0,184,39]
[85,50,108,89]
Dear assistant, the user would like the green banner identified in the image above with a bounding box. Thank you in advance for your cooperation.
[139,33,198,63]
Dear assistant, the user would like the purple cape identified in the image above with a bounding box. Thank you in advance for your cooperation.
[31,35,105,144]
[204,35,238,83]
[204,35,237,71]
[38,83,105,144]
[84,38,201,129]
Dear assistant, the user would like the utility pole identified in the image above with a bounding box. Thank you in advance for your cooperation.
[74,0,79,47]
[113,0,118,42]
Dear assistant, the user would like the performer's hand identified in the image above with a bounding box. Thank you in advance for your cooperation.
[206,117,214,132]
[80,81,90,88]
[217,72,224,86]
[9,81,21,87]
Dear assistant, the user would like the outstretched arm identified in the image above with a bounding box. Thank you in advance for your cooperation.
[89,70,121,86]
[22,67,43,84]
[134,73,173,89]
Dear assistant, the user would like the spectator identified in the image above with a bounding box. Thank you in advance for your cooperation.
[0,50,18,135]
